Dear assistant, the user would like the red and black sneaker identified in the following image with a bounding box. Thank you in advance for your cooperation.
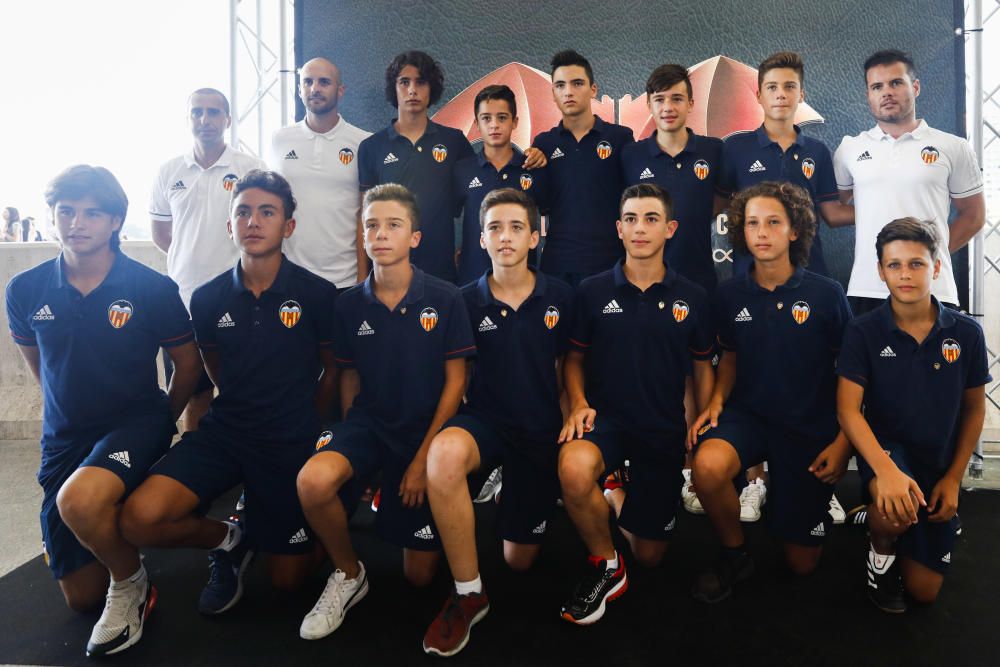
[560,555,628,625]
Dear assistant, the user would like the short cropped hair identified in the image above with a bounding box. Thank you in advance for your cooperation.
[474,84,517,119]
[620,182,673,219]
[363,183,420,231]
[479,188,539,233]
[45,165,128,250]
[863,49,917,82]
[190,87,230,116]
[385,51,445,108]
[645,64,692,99]
[758,51,805,89]
[550,49,594,85]
[727,181,816,267]
[232,169,296,218]
[875,217,939,263]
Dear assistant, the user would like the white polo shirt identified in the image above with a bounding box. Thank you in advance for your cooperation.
[269,118,371,288]
[834,120,982,304]
[149,146,266,308]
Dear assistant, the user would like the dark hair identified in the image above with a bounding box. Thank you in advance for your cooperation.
[232,169,297,218]
[727,181,816,267]
[479,188,539,233]
[550,49,594,85]
[620,183,673,219]
[645,64,692,99]
[363,183,420,231]
[875,217,939,262]
[45,165,128,250]
[757,51,805,89]
[385,51,445,108]
[863,49,917,82]
[189,87,230,116]
[474,84,517,119]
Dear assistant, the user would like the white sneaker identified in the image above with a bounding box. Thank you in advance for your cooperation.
[474,467,503,504]
[828,494,846,524]
[300,562,369,640]
[738,478,767,522]
[681,469,705,514]
[86,573,157,656]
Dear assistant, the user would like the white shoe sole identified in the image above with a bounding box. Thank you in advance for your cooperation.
[423,604,490,657]
[561,571,628,626]
[300,576,370,640]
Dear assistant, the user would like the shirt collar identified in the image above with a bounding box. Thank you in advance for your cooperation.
[864,119,929,142]
[474,268,547,307]
[557,114,608,137]
[299,117,346,141]
[362,265,427,309]
[741,265,805,292]
[754,124,801,149]
[53,250,128,290]
[645,128,701,158]
[612,258,676,289]
[387,119,440,141]
[229,254,292,295]
[183,145,235,169]
[476,150,526,170]
[878,295,956,338]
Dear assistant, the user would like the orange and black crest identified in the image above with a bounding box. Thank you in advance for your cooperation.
[941,338,961,363]
[108,300,134,329]
[419,307,439,331]
[921,146,940,165]
[791,301,810,324]
[222,173,239,191]
[672,300,690,323]
[801,158,816,179]
[339,148,355,165]
[693,160,710,180]
[315,430,333,451]
[544,306,560,329]
[279,300,302,328]
[520,173,533,190]
[432,144,448,163]
[596,141,612,160]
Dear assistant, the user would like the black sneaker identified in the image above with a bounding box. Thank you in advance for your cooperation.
[198,519,254,615]
[560,556,628,625]
[692,549,754,603]
[866,550,906,613]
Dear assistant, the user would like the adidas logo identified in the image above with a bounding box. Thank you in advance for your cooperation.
[109,451,131,468]
[941,552,951,564]
[735,307,752,322]
[468,177,483,189]
[550,147,565,159]
[810,522,826,537]
[289,528,309,544]
[603,299,623,314]
[880,346,896,358]
[383,152,399,164]
[32,305,55,321]
[169,180,186,191]
[639,167,655,180]
[748,160,766,173]
[857,151,872,161]
[414,525,435,540]
[532,521,547,535]
[357,320,375,336]
[284,150,298,159]
[478,316,498,332]
[217,312,235,328]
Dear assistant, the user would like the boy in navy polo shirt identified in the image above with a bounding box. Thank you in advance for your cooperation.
[531,49,635,287]
[296,184,475,640]
[121,170,339,618]
[690,181,852,603]
[421,188,573,656]
[837,218,989,613]
[6,165,201,657]
[557,183,715,625]
[357,50,474,282]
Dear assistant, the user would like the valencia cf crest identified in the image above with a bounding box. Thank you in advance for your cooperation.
[222,173,239,191]
[432,144,448,163]
[941,338,961,363]
[791,301,810,324]
[672,300,690,323]
[339,148,355,165]
[315,430,333,451]
[544,306,560,329]
[108,300,133,329]
[419,307,439,332]
[279,300,302,328]
[520,173,533,190]
[596,141,612,160]
[693,159,710,180]
[921,146,940,165]
[801,158,816,179]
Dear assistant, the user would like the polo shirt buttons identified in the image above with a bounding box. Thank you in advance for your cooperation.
[676,163,682,169]
[417,146,423,152]
[502,174,508,180]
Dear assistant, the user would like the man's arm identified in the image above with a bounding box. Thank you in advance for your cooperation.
[15,345,41,384]
[166,341,203,421]
[691,358,715,414]
[151,219,172,253]
[948,193,986,253]
[687,350,735,447]
[314,348,339,416]
[558,349,595,442]
[339,368,361,420]
[929,385,986,522]
[818,200,855,228]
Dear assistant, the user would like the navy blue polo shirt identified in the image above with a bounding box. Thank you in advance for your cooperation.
[451,151,547,285]
[569,260,714,441]
[837,298,991,472]
[358,120,474,282]
[462,270,574,444]
[190,256,338,443]
[714,266,851,442]
[334,266,476,455]
[621,130,723,291]
[6,251,193,439]
[532,116,635,275]
[717,125,839,275]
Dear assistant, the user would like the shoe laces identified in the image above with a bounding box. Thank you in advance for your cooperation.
[575,559,614,602]
[312,570,349,616]
[741,479,765,503]
[98,580,135,626]
[206,550,233,587]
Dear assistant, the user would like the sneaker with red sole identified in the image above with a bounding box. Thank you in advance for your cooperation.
[560,556,627,625]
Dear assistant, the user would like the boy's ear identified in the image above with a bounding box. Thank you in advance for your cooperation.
[410,230,422,248]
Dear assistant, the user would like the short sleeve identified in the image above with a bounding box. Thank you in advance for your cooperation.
[444,291,476,360]
[713,288,736,351]
[716,141,736,197]
[150,277,194,348]
[965,325,993,389]
[833,137,854,191]
[357,136,377,191]
[314,283,337,349]
[456,135,475,162]
[527,164,550,212]
[813,143,839,203]
[948,138,984,199]
[188,286,216,349]
[554,285,574,357]
[835,321,870,388]
[332,297,357,367]
[688,288,716,360]
[149,167,172,222]
[830,286,853,351]
[568,287,593,351]
[5,278,36,346]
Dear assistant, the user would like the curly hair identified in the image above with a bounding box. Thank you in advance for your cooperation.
[385,51,444,108]
[727,181,816,267]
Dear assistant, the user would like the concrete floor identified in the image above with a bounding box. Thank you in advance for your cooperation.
[0,440,42,577]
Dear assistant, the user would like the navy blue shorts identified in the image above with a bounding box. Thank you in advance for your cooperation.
[38,403,175,579]
[150,423,315,555]
[580,417,686,541]
[445,413,559,544]
[696,407,834,547]
[857,446,957,574]
[316,416,438,552]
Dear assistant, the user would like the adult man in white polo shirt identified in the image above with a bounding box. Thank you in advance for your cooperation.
[834,49,985,313]
[150,88,265,431]
[269,57,371,288]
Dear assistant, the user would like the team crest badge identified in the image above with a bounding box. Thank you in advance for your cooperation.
[801,158,816,179]
[941,338,961,363]
[672,300,690,323]
[279,300,302,328]
[339,148,355,165]
[108,300,133,329]
[693,159,710,180]
[596,141,612,160]
[222,173,239,191]
[921,146,940,164]
[432,144,448,163]
[315,430,333,451]
[419,307,439,331]
[544,306,560,329]
[519,173,533,190]
[791,301,810,324]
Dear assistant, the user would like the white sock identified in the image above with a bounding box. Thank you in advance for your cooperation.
[111,563,146,586]
[455,575,482,595]
[868,544,895,574]
[605,552,619,571]
[215,521,241,552]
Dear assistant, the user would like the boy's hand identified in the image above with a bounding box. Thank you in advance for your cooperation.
[873,467,926,527]
[522,147,547,169]
[559,406,596,443]
[808,439,851,484]
[399,458,428,508]
[927,476,960,523]
[687,402,723,450]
